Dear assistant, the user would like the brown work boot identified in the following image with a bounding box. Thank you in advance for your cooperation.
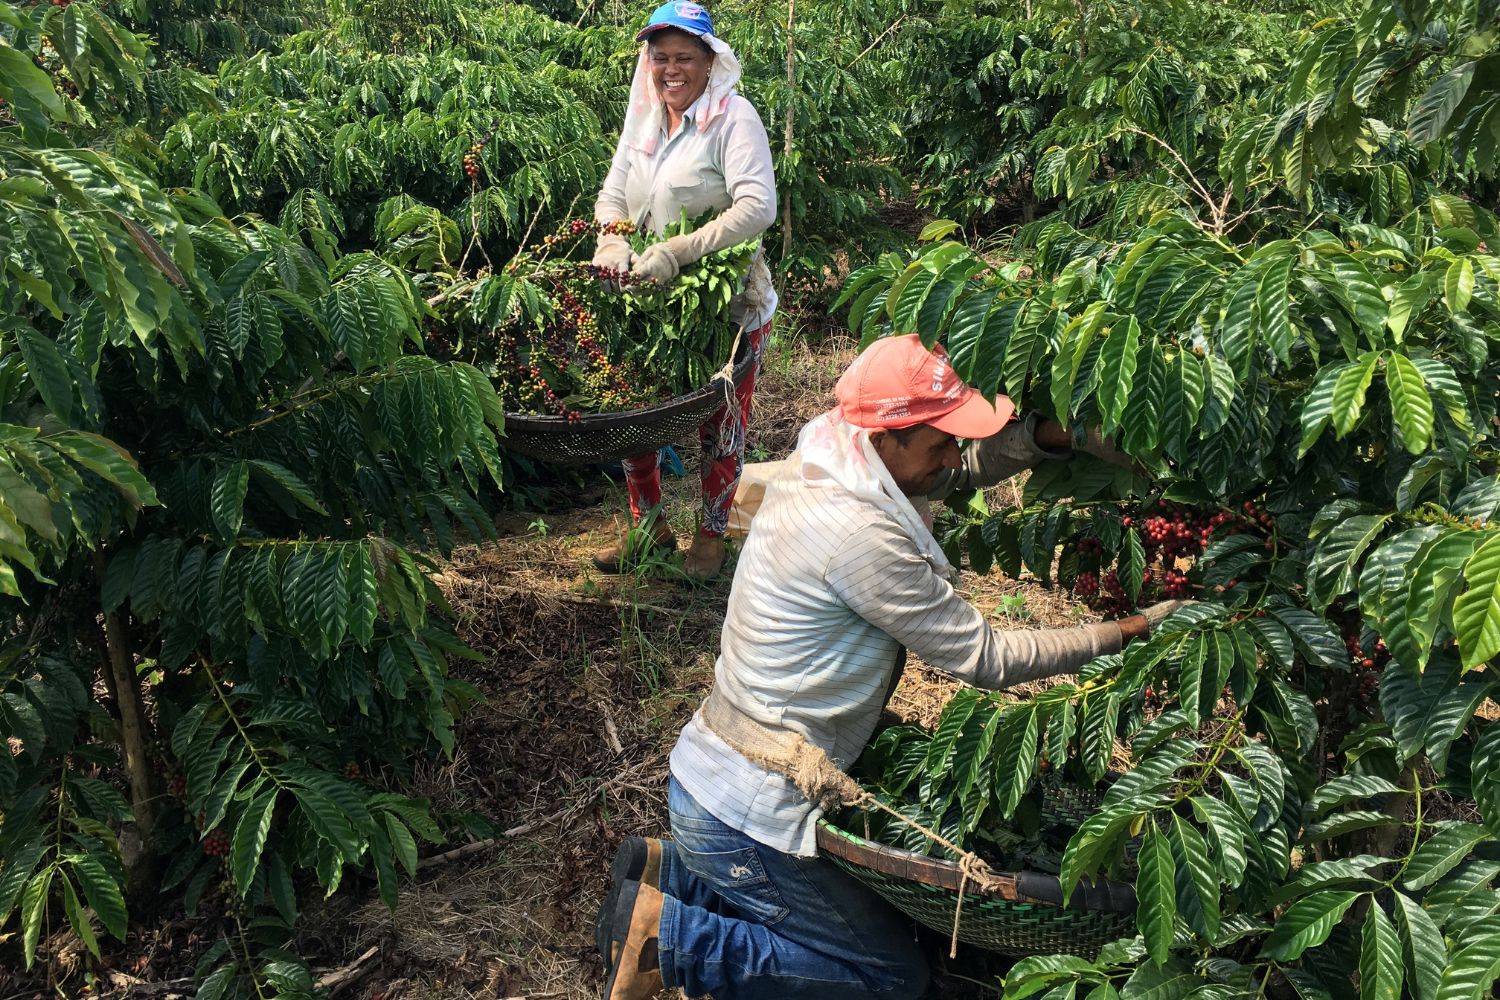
[597,838,666,976]
[601,879,665,1000]
[682,532,726,581]
[592,520,676,574]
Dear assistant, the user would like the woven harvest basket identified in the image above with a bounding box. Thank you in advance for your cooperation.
[500,338,756,465]
[816,778,1137,956]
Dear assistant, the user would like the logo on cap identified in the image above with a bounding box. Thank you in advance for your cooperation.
[674,1,705,16]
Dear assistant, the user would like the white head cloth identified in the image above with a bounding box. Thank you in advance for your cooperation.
[796,410,957,581]
[620,33,743,155]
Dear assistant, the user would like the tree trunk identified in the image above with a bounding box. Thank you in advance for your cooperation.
[95,553,159,892]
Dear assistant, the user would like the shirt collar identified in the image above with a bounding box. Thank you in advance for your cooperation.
[658,91,716,142]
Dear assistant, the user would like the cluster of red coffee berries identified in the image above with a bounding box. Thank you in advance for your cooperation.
[1067,498,1279,613]
[462,137,487,181]
[1130,500,1240,560]
[424,320,455,357]
[202,828,231,858]
[1160,568,1192,599]
[1345,634,1391,670]
[152,751,190,800]
[1345,631,1390,701]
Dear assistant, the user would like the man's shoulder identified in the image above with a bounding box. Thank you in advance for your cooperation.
[760,473,904,539]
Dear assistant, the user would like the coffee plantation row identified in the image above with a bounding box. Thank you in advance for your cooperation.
[4,0,1500,996]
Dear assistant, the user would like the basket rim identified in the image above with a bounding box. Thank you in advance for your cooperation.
[502,338,756,431]
[815,817,1137,913]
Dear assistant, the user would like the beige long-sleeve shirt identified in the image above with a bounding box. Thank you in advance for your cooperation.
[594,92,777,329]
[670,416,1119,856]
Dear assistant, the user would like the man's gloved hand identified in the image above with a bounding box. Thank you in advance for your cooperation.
[592,236,636,293]
[1072,425,1135,471]
[631,241,683,285]
[1141,599,1197,633]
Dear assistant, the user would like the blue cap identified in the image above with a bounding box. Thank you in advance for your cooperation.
[636,1,715,41]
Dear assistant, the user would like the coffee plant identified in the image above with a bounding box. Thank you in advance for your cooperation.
[1,4,504,994]
[836,1,1500,996]
[900,0,1310,227]
[8,0,1500,992]
[159,2,616,254]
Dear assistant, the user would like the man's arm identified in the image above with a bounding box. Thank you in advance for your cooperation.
[826,520,1145,689]
[927,413,1072,502]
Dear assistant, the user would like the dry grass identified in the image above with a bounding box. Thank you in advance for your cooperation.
[746,325,859,459]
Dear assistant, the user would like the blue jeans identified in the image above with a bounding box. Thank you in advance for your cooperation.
[657,776,930,999]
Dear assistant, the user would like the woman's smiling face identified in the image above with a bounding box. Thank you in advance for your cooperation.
[649,29,713,118]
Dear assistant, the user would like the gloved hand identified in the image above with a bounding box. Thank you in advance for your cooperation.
[592,235,636,293]
[1140,599,1197,633]
[1073,425,1135,471]
[631,241,681,285]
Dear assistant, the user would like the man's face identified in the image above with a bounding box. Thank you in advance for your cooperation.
[870,424,963,497]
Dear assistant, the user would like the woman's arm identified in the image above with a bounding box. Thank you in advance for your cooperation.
[593,139,637,283]
[656,101,777,267]
[594,137,634,226]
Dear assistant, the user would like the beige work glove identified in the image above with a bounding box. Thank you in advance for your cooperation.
[592,235,636,293]
[1141,599,1198,633]
[631,240,683,285]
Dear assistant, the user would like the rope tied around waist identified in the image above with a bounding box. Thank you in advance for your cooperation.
[699,689,1002,956]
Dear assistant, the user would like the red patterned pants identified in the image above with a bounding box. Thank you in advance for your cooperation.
[622,319,772,538]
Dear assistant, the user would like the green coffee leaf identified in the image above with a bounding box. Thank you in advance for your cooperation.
[1394,891,1447,1000]
[60,872,101,959]
[211,461,250,540]
[1331,351,1381,438]
[1454,535,1500,668]
[1309,774,1403,816]
[69,853,126,940]
[1445,258,1476,314]
[1097,319,1140,435]
[1432,915,1500,1000]
[1403,823,1489,890]
[1409,62,1477,145]
[231,788,279,894]
[1386,351,1435,454]
[1260,890,1360,960]
[1171,813,1220,941]
[1360,903,1403,1000]
[20,866,53,968]
[1139,824,1177,965]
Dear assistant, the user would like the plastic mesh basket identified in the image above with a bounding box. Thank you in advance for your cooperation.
[816,776,1137,956]
[500,339,756,465]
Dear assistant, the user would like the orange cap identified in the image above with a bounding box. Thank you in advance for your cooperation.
[835,334,1015,438]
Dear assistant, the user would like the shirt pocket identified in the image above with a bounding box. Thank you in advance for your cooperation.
[674,841,791,924]
[663,170,727,226]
